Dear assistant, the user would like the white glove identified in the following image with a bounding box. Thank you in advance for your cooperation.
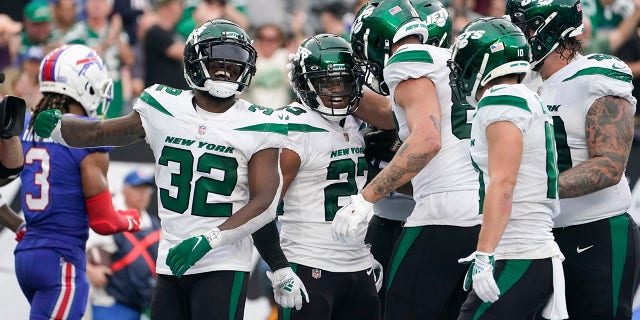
[458,251,500,303]
[266,267,309,310]
[367,255,384,292]
[331,194,374,243]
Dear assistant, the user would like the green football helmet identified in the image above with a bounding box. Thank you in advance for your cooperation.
[505,0,583,69]
[291,34,364,121]
[351,0,429,95]
[449,17,531,105]
[184,19,257,98]
[411,0,452,47]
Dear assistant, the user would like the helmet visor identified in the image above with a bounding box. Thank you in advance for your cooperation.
[201,43,252,63]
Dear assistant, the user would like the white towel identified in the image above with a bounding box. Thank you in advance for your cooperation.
[542,253,568,319]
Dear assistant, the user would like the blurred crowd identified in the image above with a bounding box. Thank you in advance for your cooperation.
[1,0,640,121]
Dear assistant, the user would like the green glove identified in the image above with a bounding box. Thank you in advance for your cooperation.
[34,109,62,138]
[166,234,213,278]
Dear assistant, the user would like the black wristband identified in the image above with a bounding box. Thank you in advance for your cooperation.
[252,220,290,271]
[0,162,22,179]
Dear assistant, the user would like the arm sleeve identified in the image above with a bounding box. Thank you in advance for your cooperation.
[251,220,289,271]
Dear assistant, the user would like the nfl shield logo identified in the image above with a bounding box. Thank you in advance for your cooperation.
[198,125,206,135]
[343,132,349,142]
[312,268,322,279]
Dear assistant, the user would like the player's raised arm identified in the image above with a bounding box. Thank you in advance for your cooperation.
[33,109,145,147]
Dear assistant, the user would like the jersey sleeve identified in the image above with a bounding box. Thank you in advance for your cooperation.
[584,58,637,113]
[132,85,166,146]
[383,44,438,91]
[476,95,533,134]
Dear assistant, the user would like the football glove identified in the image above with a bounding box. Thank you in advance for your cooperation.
[364,130,402,164]
[266,267,309,310]
[459,251,500,303]
[166,228,219,278]
[331,194,373,243]
[34,109,62,139]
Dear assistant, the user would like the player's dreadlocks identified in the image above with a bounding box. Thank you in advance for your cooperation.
[555,36,583,63]
[28,93,78,139]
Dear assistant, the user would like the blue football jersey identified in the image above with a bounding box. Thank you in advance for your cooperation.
[16,113,111,268]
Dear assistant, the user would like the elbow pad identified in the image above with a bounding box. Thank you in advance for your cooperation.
[85,190,141,235]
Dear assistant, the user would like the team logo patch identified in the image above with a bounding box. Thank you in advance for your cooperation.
[312,268,322,279]
[198,125,207,135]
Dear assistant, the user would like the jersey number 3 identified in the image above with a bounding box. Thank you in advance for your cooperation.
[158,146,238,217]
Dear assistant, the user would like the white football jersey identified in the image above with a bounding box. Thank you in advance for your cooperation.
[133,84,286,275]
[278,102,371,272]
[384,44,480,227]
[470,84,559,259]
[537,54,636,227]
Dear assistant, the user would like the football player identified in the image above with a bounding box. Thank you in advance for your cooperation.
[32,20,302,320]
[362,0,452,312]
[332,1,481,318]
[275,33,382,319]
[449,17,566,319]
[506,0,640,318]
[15,44,140,320]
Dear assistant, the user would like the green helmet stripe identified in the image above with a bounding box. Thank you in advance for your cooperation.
[477,95,531,113]
[562,67,633,83]
[387,49,433,66]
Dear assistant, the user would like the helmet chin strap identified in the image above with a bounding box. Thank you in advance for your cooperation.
[204,80,239,98]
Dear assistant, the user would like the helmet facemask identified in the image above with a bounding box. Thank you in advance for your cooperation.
[296,66,363,121]
[188,40,256,98]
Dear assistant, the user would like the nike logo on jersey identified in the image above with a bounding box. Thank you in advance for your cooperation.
[576,245,594,253]
[547,105,561,112]
[489,86,506,93]
[612,63,626,70]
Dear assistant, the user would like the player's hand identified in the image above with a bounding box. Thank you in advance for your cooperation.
[118,209,140,232]
[34,109,62,138]
[367,254,384,292]
[266,267,309,310]
[86,263,112,288]
[459,251,500,303]
[166,233,213,278]
[15,223,26,242]
[331,194,373,243]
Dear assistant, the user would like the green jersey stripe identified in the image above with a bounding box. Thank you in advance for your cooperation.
[477,95,531,113]
[386,50,433,66]
[139,92,175,117]
[471,157,485,213]
[562,67,633,83]
[234,123,288,135]
[288,123,329,132]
